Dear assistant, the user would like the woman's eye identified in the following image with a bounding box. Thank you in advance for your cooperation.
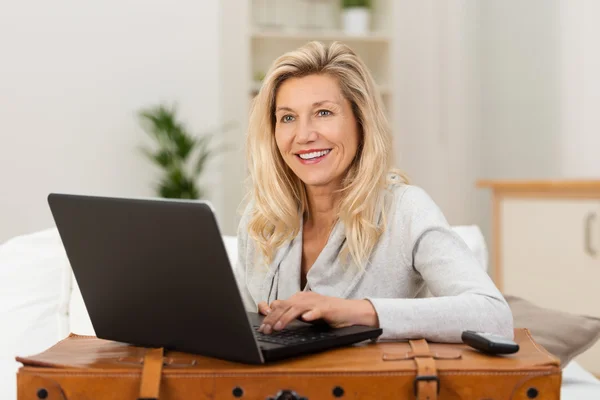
[281,115,295,123]
[317,110,332,117]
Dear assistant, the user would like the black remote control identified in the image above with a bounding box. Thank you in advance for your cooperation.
[461,330,519,355]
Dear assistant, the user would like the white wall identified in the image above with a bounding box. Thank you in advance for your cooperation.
[475,0,563,249]
[0,1,223,243]
[393,0,480,226]
[477,0,562,182]
[559,0,600,177]
[219,0,251,237]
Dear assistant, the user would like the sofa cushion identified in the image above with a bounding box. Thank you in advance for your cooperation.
[451,225,488,272]
[506,294,600,367]
[0,228,71,358]
[68,276,95,336]
[0,358,20,400]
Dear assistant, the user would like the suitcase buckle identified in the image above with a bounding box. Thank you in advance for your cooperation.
[413,375,440,395]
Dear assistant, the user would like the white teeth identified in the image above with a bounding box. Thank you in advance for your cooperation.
[298,149,331,160]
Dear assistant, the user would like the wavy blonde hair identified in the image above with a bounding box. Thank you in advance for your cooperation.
[244,41,407,268]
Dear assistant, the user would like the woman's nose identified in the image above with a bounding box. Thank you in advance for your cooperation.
[296,120,318,143]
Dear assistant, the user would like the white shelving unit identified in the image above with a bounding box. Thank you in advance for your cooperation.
[248,0,395,118]
[250,29,391,42]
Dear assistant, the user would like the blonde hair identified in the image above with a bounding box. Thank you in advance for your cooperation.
[244,41,407,268]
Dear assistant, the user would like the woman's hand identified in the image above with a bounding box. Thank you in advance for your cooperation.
[257,292,379,334]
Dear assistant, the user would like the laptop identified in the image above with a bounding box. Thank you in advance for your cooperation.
[47,193,383,364]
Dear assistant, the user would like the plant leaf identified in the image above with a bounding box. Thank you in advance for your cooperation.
[194,150,212,176]
[138,104,190,151]
[138,104,236,199]
[139,147,172,169]
[174,133,195,160]
[156,166,200,199]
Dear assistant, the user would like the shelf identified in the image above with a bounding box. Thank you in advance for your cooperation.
[250,81,391,95]
[477,179,600,194]
[251,28,391,43]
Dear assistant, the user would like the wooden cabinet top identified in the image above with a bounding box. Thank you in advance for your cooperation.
[477,180,600,197]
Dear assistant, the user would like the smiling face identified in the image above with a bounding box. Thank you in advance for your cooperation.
[274,74,360,191]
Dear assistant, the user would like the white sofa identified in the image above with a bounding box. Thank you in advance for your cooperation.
[1,226,599,399]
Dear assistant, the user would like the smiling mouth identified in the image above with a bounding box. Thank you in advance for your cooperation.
[296,149,332,160]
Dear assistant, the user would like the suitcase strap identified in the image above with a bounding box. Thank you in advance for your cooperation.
[138,347,164,400]
[409,339,439,400]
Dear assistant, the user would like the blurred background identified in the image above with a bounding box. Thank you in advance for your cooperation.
[1,0,599,251]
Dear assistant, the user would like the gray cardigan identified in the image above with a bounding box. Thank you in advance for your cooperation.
[234,184,514,342]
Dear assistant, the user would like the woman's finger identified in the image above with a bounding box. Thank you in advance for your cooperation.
[273,305,312,331]
[260,302,289,334]
[301,307,323,322]
[257,302,271,315]
[269,300,283,310]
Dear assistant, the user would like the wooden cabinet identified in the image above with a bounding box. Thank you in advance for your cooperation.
[479,180,600,374]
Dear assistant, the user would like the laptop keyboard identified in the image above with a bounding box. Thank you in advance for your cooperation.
[253,325,336,346]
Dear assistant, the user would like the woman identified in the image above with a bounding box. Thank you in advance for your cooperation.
[235,41,513,342]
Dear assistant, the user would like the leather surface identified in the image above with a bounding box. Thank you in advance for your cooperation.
[409,339,438,400]
[17,375,66,400]
[16,328,561,399]
[139,348,163,400]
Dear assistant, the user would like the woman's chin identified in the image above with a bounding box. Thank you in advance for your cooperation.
[298,176,339,189]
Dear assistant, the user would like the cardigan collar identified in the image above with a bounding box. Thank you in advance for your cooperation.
[260,217,368,304]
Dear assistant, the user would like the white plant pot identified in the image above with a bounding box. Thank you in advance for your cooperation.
[342,7,370,35]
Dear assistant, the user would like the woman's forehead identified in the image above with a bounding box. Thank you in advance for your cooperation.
[276,75,343,103]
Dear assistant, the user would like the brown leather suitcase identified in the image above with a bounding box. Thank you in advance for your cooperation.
[16,328,560,400]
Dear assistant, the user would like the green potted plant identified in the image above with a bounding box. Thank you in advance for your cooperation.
[138,103,232,200]
[341,0,371,35]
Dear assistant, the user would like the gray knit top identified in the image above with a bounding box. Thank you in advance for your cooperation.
[234,184,514,342]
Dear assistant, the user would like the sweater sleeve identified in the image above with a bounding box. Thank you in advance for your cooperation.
[367,186,514,342]
[232,201,258,313]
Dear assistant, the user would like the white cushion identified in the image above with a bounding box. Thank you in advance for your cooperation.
[222,235,238,266]
[0,228,71,359]
[68,276,95,336]
[452,225,489,272]
[561,361,600,398]
[0,358,19,400]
